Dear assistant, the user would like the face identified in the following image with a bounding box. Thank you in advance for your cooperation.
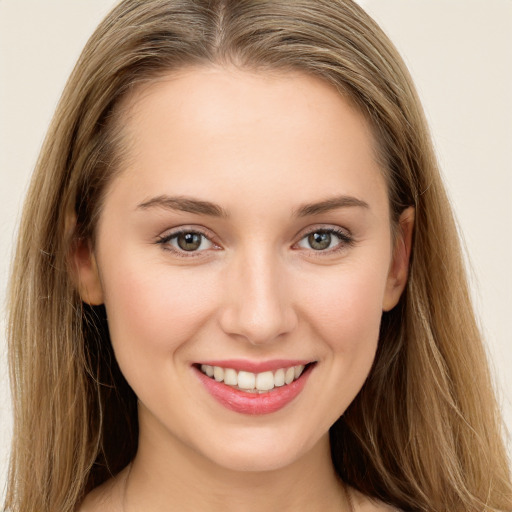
[76,66,412,473]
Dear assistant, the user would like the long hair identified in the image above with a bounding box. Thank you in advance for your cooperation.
[5,1,511,511]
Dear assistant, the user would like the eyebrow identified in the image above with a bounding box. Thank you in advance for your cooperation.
[136,194,369,218]
[294,195,369,217]
[137,195,228,217]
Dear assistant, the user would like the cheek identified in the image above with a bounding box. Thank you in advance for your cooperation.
[298,259,389,357]
[100,255,218,361]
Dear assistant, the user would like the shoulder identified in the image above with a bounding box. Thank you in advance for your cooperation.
[348,487,403,512]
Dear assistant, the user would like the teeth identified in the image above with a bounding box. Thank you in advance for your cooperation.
[200,363,309,392]
[213,366,224,382]
[223,368,238,386]
[238,371,256,390]
[274,368,285,387]
[203,364,214,377]
[256,371,274,391]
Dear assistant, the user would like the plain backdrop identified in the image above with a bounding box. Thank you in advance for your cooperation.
[1,0,511,498]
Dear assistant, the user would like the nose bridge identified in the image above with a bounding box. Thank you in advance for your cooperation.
[219,243,296,344]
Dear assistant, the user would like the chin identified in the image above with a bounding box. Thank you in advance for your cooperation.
[207,448,300,473]
[194,427,326,473]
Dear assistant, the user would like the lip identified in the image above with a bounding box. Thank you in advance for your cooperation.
[193,361,315,415]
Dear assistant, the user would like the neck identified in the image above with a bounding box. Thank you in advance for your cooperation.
[123,412,349,512]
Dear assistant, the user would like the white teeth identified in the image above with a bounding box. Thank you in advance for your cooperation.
[213,366,224,382]
[237,371,256,390]
[274,368,285,387]
[201,364,214,377]
[256,371,274,391]
[200,363,311,392]
[223,368,238,386]
[285,367,295,385]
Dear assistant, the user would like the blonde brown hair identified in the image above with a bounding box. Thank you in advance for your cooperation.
[5,1,511,511]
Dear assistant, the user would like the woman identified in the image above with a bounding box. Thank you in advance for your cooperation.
[4,1,511,511]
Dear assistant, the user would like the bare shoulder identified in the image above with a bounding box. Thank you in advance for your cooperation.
[348,487,402,512]
[76,468,128,512]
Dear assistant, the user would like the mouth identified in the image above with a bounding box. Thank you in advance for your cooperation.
[193,360,316,415]
[197,362,312,393]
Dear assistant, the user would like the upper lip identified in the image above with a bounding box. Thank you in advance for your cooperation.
[195,359,314,373]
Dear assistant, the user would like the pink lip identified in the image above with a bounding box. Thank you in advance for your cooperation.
[196,359,312,373]
[193,363,314,415]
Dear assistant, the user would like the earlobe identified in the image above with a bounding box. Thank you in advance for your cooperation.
[382,207,415,312]
[70,235,104,306]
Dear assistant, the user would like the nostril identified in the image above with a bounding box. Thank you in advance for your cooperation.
[217,301,298,345]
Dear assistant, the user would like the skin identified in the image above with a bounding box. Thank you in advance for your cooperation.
[76,66,412,512]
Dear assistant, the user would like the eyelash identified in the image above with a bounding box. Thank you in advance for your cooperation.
[156,226,354,258]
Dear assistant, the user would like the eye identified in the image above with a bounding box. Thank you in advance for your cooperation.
[157,230,215,254]
[296,228,353,252]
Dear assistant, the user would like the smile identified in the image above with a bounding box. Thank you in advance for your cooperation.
[199,364,306,393]
[194,360,316,415]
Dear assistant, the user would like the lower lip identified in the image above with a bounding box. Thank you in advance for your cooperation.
[194,365,314,415]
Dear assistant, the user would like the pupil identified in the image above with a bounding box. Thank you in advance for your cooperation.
[309,232,331,250]
[178,233,201,251]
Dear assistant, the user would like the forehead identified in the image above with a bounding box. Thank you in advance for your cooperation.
[106,65,387,218]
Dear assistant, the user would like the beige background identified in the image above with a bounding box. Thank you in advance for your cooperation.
[1,0,511,497]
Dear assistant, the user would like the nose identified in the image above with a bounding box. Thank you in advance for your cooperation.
[218,247,298,345]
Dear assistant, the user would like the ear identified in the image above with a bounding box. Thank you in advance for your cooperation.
[382,207,415,312]
[69,221,104,306]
